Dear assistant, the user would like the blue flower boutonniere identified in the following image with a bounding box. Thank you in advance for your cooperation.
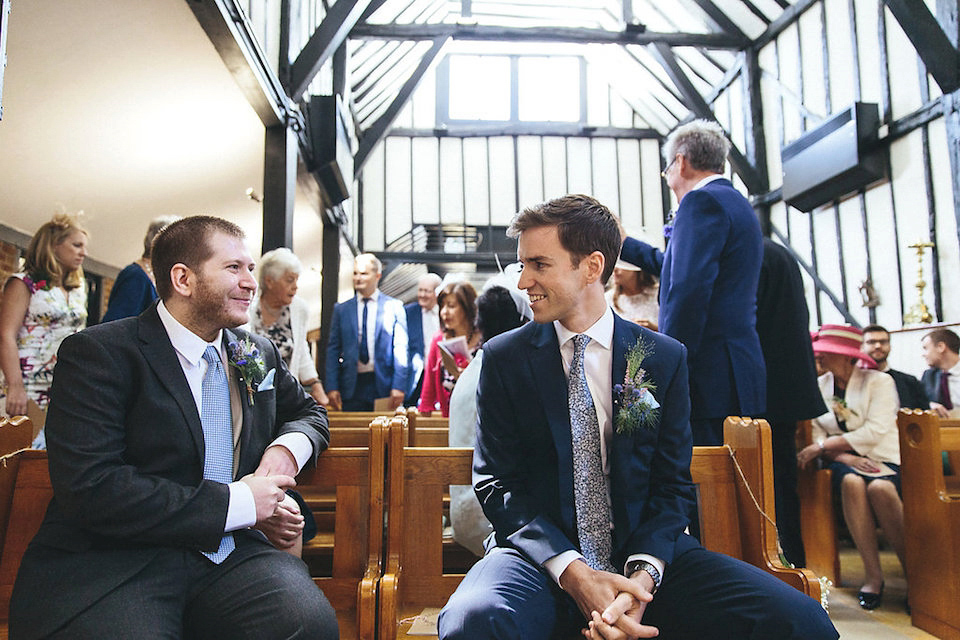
[227,338,267,405]
[614,338,660,434]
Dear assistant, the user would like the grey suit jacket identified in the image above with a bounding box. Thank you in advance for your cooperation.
[10,303,329,638]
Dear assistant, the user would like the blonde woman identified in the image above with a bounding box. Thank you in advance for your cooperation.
[0,214,88,446]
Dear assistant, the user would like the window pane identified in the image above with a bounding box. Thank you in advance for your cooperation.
[448,56,511,121]
[517,57,581,122]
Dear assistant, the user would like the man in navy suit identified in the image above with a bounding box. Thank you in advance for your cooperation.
[325,253,408,411]
[10,216,336,638]
[620,120,765,446]
[404,272,442,407]
[438,195,836,640]
[920,327,960,417]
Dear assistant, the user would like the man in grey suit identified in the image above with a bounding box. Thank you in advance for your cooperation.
[921,327,960,417]
[10,216,337,639]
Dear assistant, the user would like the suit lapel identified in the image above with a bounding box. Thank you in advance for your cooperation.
[528,323,577,529]
[608,317,636,552]
[374,296,386,356]
[137,305,205,460]
[224,329,257,475]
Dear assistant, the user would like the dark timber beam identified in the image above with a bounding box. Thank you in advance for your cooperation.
[742,50,769,193]
[318,221,341,387]
[388,124,661,138]
[649,42,766,194]
[289,0,372,101]
[262,125,297,253]
[354,36,449,177]
[689,0,750,44]
[936,0,960,270]
[186,0,293,127]
[348,23,745,48]
[752,0,819,50]
[883,0,960,93]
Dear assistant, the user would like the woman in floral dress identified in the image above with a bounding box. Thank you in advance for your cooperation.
[0,214,88,447]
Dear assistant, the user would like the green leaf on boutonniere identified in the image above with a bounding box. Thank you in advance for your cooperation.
[227,337,266,405]
[614,338,660,434]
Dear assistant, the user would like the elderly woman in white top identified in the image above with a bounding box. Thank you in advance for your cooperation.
[248,248,328,406]
[797,324,904,611]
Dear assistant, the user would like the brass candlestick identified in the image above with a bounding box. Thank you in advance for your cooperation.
[903,240,935,325]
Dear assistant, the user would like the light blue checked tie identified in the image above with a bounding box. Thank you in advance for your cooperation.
[201,346,236,563]
[569,334,615,572]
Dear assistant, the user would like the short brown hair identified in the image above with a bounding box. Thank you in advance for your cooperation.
[507,194,620,284]
[151,216,245,301]
[438,281,478,339]
[924,328,960,355]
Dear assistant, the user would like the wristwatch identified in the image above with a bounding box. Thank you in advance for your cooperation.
[625,559,662,594]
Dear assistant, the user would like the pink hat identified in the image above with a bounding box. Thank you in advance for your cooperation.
[812,324,876,367]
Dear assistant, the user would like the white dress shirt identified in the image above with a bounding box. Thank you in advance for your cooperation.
[541,307,665,584]
[356,290,380,374]
[422,304,440,351]
[157,301,312,533]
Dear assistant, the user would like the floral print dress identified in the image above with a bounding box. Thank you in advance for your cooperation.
[1,273,87,413]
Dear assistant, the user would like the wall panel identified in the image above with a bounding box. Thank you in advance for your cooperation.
[488,136,517,224]
[438,137,465,224]
[516,136,545,211]
[411,138,441,225]
[463,137,491,225]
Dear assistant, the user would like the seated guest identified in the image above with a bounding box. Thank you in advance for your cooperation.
[439,194,836,640]
[449,285,526,556]
[10,216,337,639]
[920,327,960,418]
[861,324,928,409]
[0,213,88,449]
[798,324,904,611]
[248,247,328,406]
[102,215,180,322]
[418,280,479,418]
[405,273,442,408]
[605,259,659,330]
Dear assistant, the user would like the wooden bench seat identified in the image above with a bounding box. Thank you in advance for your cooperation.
[897,409,960,640]
[378,416,820,640]
[796,419,840,585]
[0,415,391,640]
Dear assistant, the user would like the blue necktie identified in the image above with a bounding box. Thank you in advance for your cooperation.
[359,298,370,364]
[569,334,614,572]
[201,346,236,563]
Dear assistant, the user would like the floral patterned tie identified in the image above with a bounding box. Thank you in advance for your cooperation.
[569,334,614,572]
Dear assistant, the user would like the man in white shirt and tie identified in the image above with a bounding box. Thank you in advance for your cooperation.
[438,195,836,640]
[325,253,408,411]
[10,216,336,639]
[405,273,442,407]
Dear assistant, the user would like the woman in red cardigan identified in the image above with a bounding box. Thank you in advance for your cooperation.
[418,280,480,417]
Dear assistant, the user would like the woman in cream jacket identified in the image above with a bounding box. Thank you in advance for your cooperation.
[798,325,904,611]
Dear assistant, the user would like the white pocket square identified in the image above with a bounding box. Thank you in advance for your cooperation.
[257,368,276,392]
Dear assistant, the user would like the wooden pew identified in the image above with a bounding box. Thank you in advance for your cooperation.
[796,419,840,584]
[0,415,48,627]
[0,415,387,639]
[897,409,960,640]
[378,416,820,640]
[297,414,392,639]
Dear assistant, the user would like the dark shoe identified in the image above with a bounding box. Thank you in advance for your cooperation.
[858,582,884,610]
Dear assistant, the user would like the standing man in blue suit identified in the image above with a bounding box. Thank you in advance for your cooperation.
[438,195,836,640]
[325,253,408,411]
[404,272,442,407]
[620,120,765,445]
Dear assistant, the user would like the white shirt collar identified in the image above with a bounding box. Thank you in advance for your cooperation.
[356,290,380,304]
[157,300,224,367]
[692,173,725,191]
[553,306,615,351]
[948,360,960,377]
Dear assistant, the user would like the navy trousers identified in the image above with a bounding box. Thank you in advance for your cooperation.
[438,546,838,640]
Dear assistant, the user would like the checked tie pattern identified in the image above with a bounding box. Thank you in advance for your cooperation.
[201,346,236,564]
[569,334,615,572]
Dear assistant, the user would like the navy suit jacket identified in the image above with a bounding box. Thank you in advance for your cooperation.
[621,178,766,422]
[405,301,426,398]
[921,367,948,406]
[473,315,699,571]
[11,304,328,639]
[324,293,408,401]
